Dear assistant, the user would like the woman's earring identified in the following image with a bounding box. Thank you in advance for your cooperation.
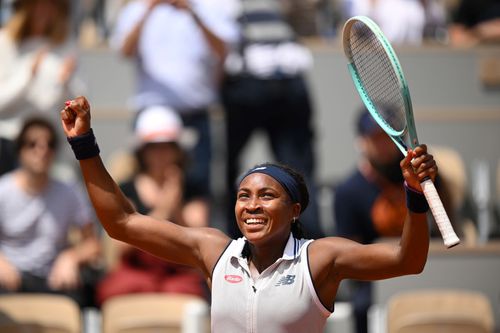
[292,217,297,224]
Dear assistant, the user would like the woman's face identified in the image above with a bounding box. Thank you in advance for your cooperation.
[141,142,183,177]
[19,125,56,175]
[235,173,298,245]
[29,0,62,36]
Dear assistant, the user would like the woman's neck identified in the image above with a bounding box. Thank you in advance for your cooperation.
[247,234,289,274]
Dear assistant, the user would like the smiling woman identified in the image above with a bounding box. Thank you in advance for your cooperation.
[61,96,437,333]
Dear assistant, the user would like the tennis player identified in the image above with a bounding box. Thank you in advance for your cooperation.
[61,96,435,333]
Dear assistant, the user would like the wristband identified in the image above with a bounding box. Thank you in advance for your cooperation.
[67,128,100,160]
[404,181,429,213]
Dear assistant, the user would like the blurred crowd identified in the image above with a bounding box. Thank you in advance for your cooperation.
[0,0,499,332]
[2,0,499,47]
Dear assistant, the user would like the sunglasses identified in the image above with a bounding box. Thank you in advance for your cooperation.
[22,140,57,150]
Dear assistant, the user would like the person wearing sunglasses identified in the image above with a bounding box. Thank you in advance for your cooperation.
[0,116,101,308]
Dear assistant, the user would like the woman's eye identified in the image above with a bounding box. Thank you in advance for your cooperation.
[261,192,275,199]
[237,193,249,199]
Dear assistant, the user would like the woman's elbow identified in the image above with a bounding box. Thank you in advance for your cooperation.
[402,256,427,275]
[100,214,130,242]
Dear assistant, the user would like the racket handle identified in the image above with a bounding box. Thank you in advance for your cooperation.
[420,179,460,248]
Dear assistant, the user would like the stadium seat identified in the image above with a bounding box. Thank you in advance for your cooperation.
[0,293,81,333]
[101,293,209,333]
[387,289,494,333]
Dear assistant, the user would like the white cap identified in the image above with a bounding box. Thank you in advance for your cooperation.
[135,106,183,145]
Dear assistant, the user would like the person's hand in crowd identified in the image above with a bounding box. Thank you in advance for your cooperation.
[157,165,184,220]
[31,48,47,78]
[59,54,77,85]
[147,0,190,10]
[167,0,191,11]
[0,255,21,291]
[48,251,80,290]
[475,18,500,43]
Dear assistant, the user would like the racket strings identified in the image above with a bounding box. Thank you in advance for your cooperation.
[348,22,406,133]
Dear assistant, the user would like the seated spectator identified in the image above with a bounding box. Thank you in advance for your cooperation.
[448,0,500,46]
[0,116,102,308]
[96,106,209,306]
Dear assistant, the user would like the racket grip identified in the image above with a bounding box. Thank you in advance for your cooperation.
[420,179,460,248]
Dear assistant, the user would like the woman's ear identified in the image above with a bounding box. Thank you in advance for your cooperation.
[292,203,301,220]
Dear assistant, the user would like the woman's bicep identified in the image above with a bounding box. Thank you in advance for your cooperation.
[115,214,229,275]
[334,239,403,281]
[311,237,401,282]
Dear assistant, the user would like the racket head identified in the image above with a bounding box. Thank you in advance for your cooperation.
[342,16,419,153]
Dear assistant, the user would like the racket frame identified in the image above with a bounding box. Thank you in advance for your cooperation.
[343,16,419,156]
[342,16,460,248]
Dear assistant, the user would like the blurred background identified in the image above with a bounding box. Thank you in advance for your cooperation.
[0,0,499,332]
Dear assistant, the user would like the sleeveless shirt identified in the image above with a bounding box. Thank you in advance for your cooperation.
[211,234,331,332]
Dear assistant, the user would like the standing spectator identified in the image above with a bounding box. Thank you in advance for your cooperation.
[0,0,85,142]
[448,0,500,47]
[111,0,238,202]
[221,0,323,239]
[96,106,208,305]
[342,0,426,45]
[71,0,109,46]
[0,116,101,308]
[333,108,453,333]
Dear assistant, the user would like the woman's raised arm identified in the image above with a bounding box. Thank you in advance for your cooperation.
[308,146,433,306]
[60,96,229,279]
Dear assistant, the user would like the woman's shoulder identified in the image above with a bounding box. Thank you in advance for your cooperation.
[308,236,357,260]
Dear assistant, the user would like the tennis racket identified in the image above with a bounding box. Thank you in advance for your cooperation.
[342,16,460,248]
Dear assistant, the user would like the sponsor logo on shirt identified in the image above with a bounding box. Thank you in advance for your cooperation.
[225,275,243,283]
[275,274,296,286]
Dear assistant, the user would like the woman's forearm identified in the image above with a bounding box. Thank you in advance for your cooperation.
[398,211,430,274]
[79,156,136,239]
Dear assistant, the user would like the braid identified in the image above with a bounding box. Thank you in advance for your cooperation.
[291,221,305,239]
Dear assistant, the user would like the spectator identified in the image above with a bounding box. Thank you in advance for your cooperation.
[0,0,85,142]
[333,108,453,333]
[448,0,500,47]
[71,0,108,46]
[0,116,101,308]
[96,106,208,305]
[110,0,238,202]
[221,0,324,239]
[342,0,426,45]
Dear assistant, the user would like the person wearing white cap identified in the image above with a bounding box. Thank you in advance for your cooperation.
[95,105,209,305]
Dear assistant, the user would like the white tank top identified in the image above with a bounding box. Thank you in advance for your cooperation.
[211,234,331,333]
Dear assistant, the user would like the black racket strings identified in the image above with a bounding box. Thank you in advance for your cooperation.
[347,21,407,134]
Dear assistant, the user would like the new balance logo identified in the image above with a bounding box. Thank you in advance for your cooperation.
[275,275,296,286]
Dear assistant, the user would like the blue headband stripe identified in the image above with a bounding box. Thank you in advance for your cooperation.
[239,165,301,204]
